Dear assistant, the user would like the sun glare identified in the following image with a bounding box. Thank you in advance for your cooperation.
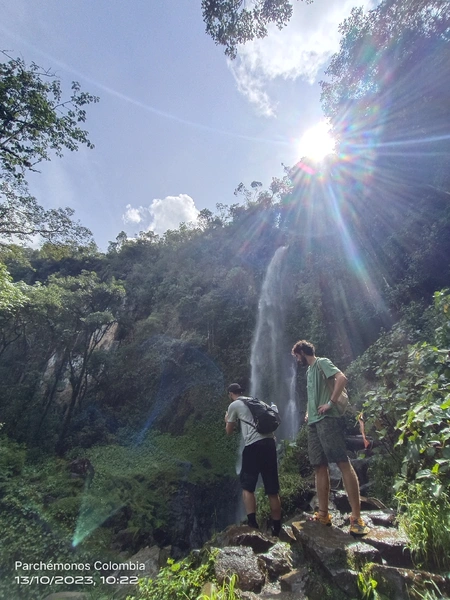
[297,121,336,162]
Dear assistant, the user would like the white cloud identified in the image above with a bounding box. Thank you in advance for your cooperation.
[122,194,199,236]
[229,0,376,116]
[123,204,145,224]
[230,62,277,118]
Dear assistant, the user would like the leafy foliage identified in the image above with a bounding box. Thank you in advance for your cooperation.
[396,483,450,571]
[0,52,97,245]
[320,0,450,315]
[0,52,98,180]
[0,0,449,581]
[0,180,92,244]
[359,289,450,569]
[0,444,113,599]
[202,0,309,59]
[127,551,223,600]
[357,564,389,600]
[0,262,27,311]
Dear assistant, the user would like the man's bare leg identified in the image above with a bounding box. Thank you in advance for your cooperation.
[242,490,258,528]
[315,464,330,515]
[268,493,282,536]
[268,494,281,520]
[242,489,256,514]
[337,460,361,519]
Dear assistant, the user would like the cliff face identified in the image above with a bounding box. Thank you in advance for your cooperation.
[166,477,242,557]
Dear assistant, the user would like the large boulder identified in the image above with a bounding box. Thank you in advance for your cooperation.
[112,545,163,579]
[361,526,412,568]
[258,542,293,580]
[369,563,450,600]
[214,546,265,592]
[211,524,275,554]
[291,516,381,597]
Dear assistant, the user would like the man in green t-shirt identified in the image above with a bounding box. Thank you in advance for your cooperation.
[292,339,369,536]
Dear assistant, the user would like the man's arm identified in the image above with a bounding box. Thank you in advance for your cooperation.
[226,421,236,435]
[318,370,348,414]
[330,371,347,403]
[225,410,237,435]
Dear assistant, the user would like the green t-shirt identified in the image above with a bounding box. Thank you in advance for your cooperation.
[307,357,341,424]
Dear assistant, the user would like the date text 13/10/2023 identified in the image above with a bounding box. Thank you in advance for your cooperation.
[15,575,140,586]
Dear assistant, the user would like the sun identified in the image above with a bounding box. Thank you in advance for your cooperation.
[296,121,336,162]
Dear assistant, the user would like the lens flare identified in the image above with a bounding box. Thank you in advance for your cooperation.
[296,121,336,161]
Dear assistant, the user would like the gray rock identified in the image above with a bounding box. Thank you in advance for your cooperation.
[332,489,352,512]
[212,524,275,554]
[363,509,396,528]
[278,525,297,544]
[214,546,265,592]
[350,457,371,486]
[328,463,342,489]
[258,542,293,580]
[112,545,161,579]
[291,516,382,597]
[362,526,412,568]
[279,566,309,594]
[370,563,450,600]
[333,491,387,513]
[363,497,387,510]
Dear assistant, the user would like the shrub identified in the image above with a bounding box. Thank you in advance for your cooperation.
[396,483,450,571]
[0,434,26,481]
[127,551,222,600]
[358,289,450,571]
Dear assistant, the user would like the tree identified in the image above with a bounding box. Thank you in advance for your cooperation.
[0,180,91,245]
[0,262,27,313]
[0,52,98,245]
[321,0,450,132]
[0,52,98,180]
[41,271,126,454]
[318,0,450,309]
[202,0,312,59]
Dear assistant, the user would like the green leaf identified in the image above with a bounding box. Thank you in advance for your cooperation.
[431,482,443,498]
[415,469,432,479]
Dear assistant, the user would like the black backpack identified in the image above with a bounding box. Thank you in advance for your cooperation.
[240,397,281,434]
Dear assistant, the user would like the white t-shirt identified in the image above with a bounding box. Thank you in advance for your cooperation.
[227,396,274,447]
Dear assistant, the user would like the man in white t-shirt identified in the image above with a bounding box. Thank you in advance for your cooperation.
[225,383,281,536]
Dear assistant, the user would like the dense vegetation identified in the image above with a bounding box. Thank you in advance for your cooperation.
[0,0,449,598]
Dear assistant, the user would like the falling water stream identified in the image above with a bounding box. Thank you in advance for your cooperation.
[250,246,300,440]
[234,246,300,522]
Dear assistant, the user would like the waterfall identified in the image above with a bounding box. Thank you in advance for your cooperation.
[250,246,300,440]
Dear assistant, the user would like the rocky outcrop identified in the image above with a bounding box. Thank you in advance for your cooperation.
[45,513,450,600]
[201,513,450,599]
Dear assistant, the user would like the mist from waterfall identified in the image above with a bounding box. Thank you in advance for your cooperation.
[250,246,300,440]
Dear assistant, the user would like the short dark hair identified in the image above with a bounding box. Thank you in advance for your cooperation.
[291,340,315,356]
[228,383,244,394]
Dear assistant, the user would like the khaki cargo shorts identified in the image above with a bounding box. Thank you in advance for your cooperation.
[308,417,348,466]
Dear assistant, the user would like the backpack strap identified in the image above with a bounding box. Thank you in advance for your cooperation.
[239,397,257,429]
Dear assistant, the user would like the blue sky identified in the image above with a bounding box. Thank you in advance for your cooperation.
[1,0,375,250]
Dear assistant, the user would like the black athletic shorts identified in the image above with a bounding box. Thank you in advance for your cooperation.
[240,437,279,495]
